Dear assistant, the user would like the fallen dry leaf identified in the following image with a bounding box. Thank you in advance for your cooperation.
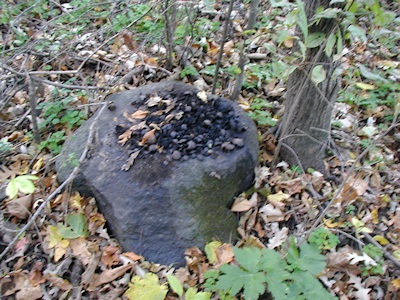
[146,95,163,107]
[267,226,288,249]
[6,195,33,219]
[121,150,141,171]
[337,175,368,203]
[81,252,101,286]
[131,109,149,119]
[88,264,133,291]
[118,128,132,146]
[267,191,291,202]
[277,177,304,195]
[45,274,73,291]
[139,128,156,146]
[70,237,92,265]
[1,271,27,296]
[214,243,234,267]
[28,261,45,286]
[15,280,42,300]
[122,251,143,261]
[259,204,284,223]
[231,193,257,212]
[102,245,121,268]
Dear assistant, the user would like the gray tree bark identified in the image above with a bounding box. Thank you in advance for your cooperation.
[278,0,340,173]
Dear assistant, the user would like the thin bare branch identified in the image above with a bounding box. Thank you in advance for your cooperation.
[0,102,108,261]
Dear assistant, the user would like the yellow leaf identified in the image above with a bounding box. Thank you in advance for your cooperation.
[70,192,83,210]
[124,273,167,300]
[392,278,400,288]
[267,191,290,202]
[356,82,376,90]
[371,209,379,224]
[32,157,44,172]
[392,249,400,260]
[204,241,222,264]
[324,219,344,228]
[48,225,70,262]
[351,217,372,233]
[54,240,69,262]
[48,225,62,248]
[373,235,389,246]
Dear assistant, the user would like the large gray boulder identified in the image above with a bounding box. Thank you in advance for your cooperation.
[56,81,258,265]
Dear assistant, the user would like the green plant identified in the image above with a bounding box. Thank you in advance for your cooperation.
[180,65,199,78]
[204,239,336,300]
[247,98,277,127]
[39,131,66,155]
[344,205,356,215]
[361,244,384,276]
[0,138,12,154]
[57,213,89,239]
[38,92,86,130]
[6,174,38,199]
[308,227,340,250]
[167,274,211,300]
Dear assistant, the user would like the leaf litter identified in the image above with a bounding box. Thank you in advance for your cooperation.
[0,0,399,299]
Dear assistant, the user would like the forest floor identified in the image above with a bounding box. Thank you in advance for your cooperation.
[0,0,399,299]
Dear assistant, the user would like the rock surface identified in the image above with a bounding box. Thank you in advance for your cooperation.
[56,81,258,265]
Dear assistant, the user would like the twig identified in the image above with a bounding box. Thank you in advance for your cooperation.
[211,0,235,94]
[0,102,108,261]
[231,0,260,100]
[75,3,155,74]
[26,72,40,143]
[363,232,400,268]
[30,77,103,90]
[0,63,101,90]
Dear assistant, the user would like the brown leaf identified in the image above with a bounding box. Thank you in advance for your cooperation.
[121,150,141,171]
[28,261,45,286]
[0,164,17,181]
[122,251,142,261]
[1,271,26,296]
[184,247,206,270]
[259,203,284,223]
[101,245,121,268]
[88,264,133,291]
[81,252,101,286]
[336,175,368,203]
[45,274,73,291]
[118,128,132,146]
[215,244,234,267]
[277,178,304,195]
[6,195,33,219]
[231,193,258,212]
[139,128,156,146]
[15,281,42,300]
[70,237,92,265]
[122,29,137,51]
[174,268,190,284]
[131,110,149,119]
[231,199,254,212]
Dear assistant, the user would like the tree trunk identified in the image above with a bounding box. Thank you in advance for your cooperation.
[278,0,340,173]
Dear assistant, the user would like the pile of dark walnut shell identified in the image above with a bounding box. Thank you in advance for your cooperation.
[113,88,247,167]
